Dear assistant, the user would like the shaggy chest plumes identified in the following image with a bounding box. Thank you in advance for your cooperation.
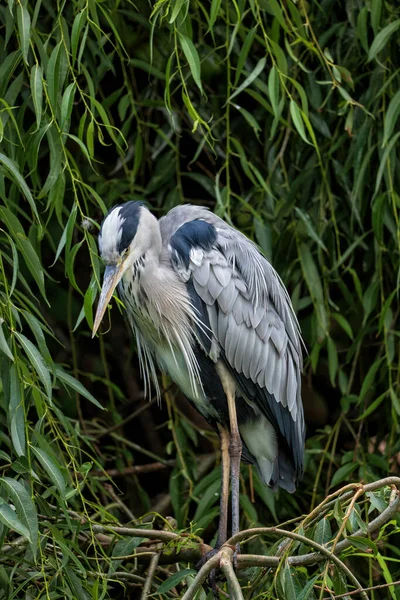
[118,254,205,401]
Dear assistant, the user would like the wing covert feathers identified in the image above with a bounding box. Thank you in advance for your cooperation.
[163,206,304,481]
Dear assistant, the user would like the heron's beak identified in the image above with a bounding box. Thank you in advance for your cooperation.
[92,264,124,337]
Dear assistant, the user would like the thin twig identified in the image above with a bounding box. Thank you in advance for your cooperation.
[94,397,156,439]
[141,553,160,599]
[103,483,138,523]
[330,580,400,599]
[93,460,176,478]
[90,524,179,542]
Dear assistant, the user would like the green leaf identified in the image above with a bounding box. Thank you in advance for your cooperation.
[382,90,400,147]
[376,552,397,600]
[46,41,62,110]
[314,517,332,545]
[14,332,52,400]
[371,0,382,34]
[268,65,280,118]
[290,100,310,144]
[16,2,31,64]
[327,337,338,387]
[208,0,221,31]
[281,563,300,600]
[179,34,203,93]
[55,368,104,410]
[30,64,43,129]
[169,0,186,23]
[368,19,400,61]
[235,27,257,86]
[229,57,266,101]
[31,447,66,498]
[0,153,40,225]
[0,321,14,361]
[357,7,369,53]
[357,391,386,420]
[1,478,38,558]
[234,105,261,135]
[332,313,354,340]
[358,358,384,404]
[71,9,87,66]
[156,569,196,594]
[38,124,63,199]
[267,0,289,32]
[193,477,220,522]
[298,243,327,337]
[375,132,400,194]
[60,83,76,132]
[0,207,46,299]
[0,503,30,540]
[330,462,358,488]
[294,207,327,251]
[9,364,26,456]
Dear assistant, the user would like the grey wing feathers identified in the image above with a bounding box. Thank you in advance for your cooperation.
[161,205,304,475]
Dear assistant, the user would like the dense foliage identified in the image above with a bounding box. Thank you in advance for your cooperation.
[0,0,400,597]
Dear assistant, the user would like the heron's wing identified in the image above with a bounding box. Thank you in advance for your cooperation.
[166,216,304,481]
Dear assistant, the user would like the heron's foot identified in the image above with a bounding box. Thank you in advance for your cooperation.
[196,547,221,596]
[233,542,241,569]
[195,546,220,571]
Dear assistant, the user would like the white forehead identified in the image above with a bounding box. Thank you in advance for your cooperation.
[98,207,124,262]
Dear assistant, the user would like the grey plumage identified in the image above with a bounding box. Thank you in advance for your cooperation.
[94,201,305,496]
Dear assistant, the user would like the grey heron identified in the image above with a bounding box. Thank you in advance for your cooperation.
[92,201,304,557]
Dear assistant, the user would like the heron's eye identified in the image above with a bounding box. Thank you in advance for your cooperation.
[124,248,130,256]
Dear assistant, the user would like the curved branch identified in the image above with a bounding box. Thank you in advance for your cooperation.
[219,547,244,600]
[226,527,368,599]
[181,552,221,600]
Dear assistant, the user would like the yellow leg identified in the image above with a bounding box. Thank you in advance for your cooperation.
[215,361,242,539]
[216,424,230,546]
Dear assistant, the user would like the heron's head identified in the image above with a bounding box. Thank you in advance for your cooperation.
[92,201,156,336]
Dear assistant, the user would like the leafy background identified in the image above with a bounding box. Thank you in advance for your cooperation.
[0,0,400,597]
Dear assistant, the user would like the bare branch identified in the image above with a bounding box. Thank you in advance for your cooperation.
[219,547,244,600]
[181,553,221,600]
[141,553,160,599]
[226,528,368,599]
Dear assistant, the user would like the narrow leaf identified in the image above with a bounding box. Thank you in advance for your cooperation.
[268,65,280,118]
[179,34,203,92]
[55,368,104,410]
[14,332,52,400]
[330,463,358,488]
[16,3,31,64]
[1,478,38,558]
[368,19,400,61]
[327,337,338,387]
[314,517,332,545]
[0,504,30,540]
[235,27,257,86]
[0,153,40,225]
[229,57,266,101]
[0,207,46,298]
[290,100,310,144]
[0,321,14,361]
[31,447,66,498]
[9,364,26,456]
[157,569,197,594]
[30,65,43,129]
[382,90,400,147]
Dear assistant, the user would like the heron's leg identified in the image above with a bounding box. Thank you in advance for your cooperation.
[226,388,242,542]
[216,424,230,547]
